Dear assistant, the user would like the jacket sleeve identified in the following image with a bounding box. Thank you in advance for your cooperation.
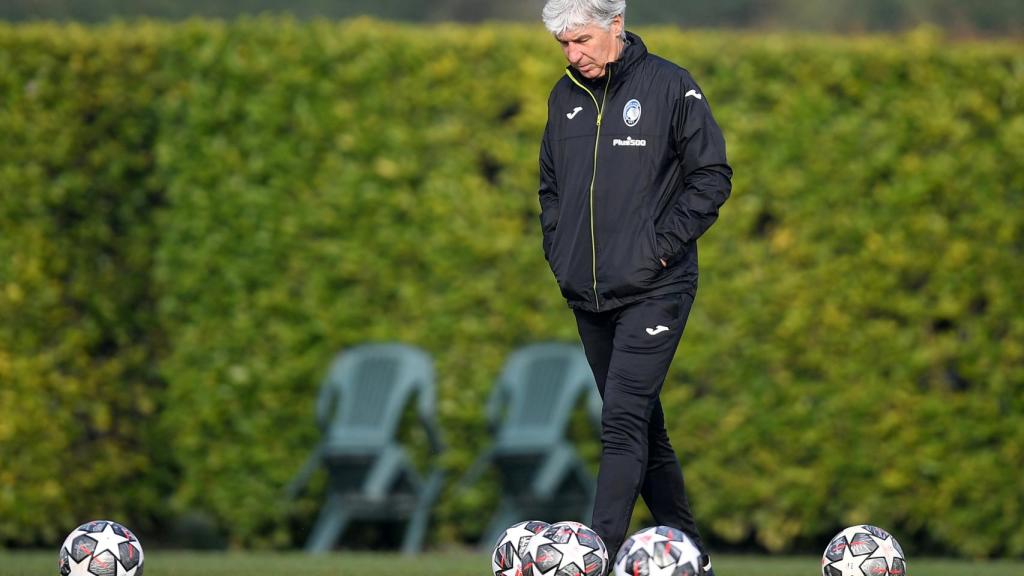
[538,121,559,263]
[656,76,733,264]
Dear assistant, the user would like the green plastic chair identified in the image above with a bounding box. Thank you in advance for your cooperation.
[461,342,600,546]
[287,343,445,554]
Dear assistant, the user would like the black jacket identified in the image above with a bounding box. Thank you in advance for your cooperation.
[539,31,732,312]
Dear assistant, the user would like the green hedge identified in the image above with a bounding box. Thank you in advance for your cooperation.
[0,23,173,545]
[1,19,1022,557]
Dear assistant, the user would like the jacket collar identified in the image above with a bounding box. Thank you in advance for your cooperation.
[567,30,648,88]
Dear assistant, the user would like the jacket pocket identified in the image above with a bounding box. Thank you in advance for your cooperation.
[641,218,664,281]
[602,218,662,299]
[647,219,662,269]
[548,226,567,284]
[550,225,590,301]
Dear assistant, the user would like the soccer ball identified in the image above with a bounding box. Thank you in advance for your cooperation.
[522,520,608,576]
[613,526,704,576]
[821,524,906,576]
[59,520,144,576]
[492,520,551,576]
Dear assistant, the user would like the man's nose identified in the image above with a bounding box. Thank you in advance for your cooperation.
[565,44,583,64]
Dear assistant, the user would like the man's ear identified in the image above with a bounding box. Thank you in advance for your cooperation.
[611,14,624,37]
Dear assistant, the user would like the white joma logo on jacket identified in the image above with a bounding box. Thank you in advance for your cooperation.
[613,137,647,147]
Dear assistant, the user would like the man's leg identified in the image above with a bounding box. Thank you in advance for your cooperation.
[588,294,688,560]
[635,294,714,574]
[640,398,703,550]
[574,308,616,398]
[637,292,703,548]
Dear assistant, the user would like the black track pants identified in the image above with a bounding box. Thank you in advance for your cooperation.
[573,292,704,560]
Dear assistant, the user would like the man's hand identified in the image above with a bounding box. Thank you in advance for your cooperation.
[660,258,667,268]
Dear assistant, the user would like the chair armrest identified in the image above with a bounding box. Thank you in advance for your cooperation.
[485,379,509,436]
[453,447,493,492]
[283,444,323,499]
[416,381,445,454]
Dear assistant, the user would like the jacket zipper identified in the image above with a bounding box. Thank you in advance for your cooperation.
[565,69,612,310]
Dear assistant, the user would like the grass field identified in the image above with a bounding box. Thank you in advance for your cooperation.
[2,551,1022,576]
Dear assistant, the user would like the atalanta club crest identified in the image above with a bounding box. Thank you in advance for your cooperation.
[623,99,641,127]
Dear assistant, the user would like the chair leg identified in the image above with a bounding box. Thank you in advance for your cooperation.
[401,469,444,555]
[482,501,521,551]
[306,493,349,553]
[581,465,597,526]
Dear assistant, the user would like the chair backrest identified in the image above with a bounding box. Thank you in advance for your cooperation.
[490,342,597,450]
[316,343,435,452]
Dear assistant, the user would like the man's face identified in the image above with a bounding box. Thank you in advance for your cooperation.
[555,16,623,79]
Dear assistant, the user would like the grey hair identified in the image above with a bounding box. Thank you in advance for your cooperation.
[542,0,626,38]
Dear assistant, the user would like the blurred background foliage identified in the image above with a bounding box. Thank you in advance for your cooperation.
[0,14,1022,560]
[1,0,1023,36]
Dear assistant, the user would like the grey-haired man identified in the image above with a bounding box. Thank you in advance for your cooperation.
[538,1,732,574]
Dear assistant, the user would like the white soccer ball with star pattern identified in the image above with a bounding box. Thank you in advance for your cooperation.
[522,521,608,576]
[613,525,704,576]
[59,520,144,576]
[492,520,551,576]
[821,524,906,576]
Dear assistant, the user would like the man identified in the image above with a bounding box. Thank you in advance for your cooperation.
[537,1,732,574]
